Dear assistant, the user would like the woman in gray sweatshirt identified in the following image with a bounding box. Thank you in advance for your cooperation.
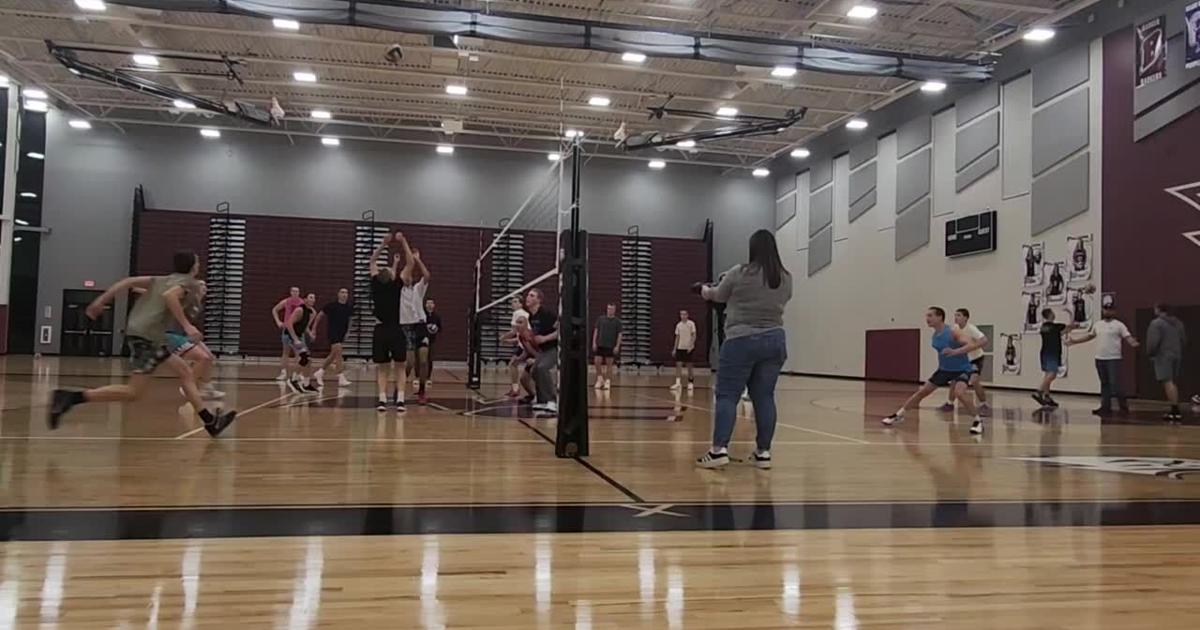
[695,229,792,470]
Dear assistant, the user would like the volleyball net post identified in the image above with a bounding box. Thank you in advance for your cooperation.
[555,137,588,458]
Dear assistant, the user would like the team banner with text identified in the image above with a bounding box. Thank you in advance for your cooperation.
[1187,2,1200,70]
[1136,15,1167,87]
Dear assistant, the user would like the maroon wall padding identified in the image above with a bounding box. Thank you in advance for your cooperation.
[651,237,710,365]
[134,209,211,274]
[240,216,357,356]
[0,305,8,355]
[865,329,920,382]
[1102,29,1200,397]
[588,234,623,345]
[523,231,560,308]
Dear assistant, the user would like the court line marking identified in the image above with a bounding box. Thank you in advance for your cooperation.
[517,418,647,504]
[0,435,892,445]
[635,392,870,444]
[173,392,296,439]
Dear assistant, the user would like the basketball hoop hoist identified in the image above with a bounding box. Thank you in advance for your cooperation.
[616,96,808,151]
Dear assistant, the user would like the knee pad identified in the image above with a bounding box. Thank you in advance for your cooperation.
[299,353,311,367]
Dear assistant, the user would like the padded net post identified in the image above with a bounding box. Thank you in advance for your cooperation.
[555,139,589,458]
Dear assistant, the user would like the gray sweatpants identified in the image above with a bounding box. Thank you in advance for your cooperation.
[532,348,558,403]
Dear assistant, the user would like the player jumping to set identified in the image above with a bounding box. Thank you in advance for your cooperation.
[370,234,407,412]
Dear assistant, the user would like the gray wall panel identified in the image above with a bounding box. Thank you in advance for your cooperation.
[1031,151,1090,235]
[1134,79,1200,140]
[896,116,932,159]
[1032,45,1090,106]
[956,83,1000,127]
[955,149,1000,192]
[895,197,932,261]
[1134,34,1200,114]
[775,173,797,198]
[1032,87,1090,176]
[954,111,1000,172]
[896,147,931,213]
[849,138,878,170]
[808,226,833,276]
[848,162,877,206]
[809,185,834,237]
[1002,74,1033,198]
[809,158,833,190]
[776,193,796,229]
[849,189,877,223]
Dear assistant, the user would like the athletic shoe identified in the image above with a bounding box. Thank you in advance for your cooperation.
[376,399,388,412]
[1092,407,1113,416]
[418,392,429,405]
[302,383,321,394]
[275,370,288,381]
[287,379,304,394]
[393,400,407,414]
[532,401,558,416]
[1031,392,1048,407]
[969,419,984,435]
[48,389,77,430]
[520,395,535,405]
[881,413,904,426]
[1044,395,1060,408]
[313,369,325,384]
[695,450,730,469]
[670,381,682,391]
[338,374,353,388]
[603,379,612,391]
[1191,394,1200,405]
[413,379,421,388]
[203,409,238,437]
[1164,411,1183,422]
[749,451,771,470]
[937,403,955,412]
[594,378,604,390]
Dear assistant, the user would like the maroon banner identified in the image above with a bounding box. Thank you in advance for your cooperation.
[1135,15,1167,87]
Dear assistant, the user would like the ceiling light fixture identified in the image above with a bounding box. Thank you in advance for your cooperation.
[436,144,455,155]
[26,152,45,160]
[920,80,947,93]
[648,160,666,170]
[273,18,300,31]
[752,168,771,178]
[0,76,9,87]
[24,100,48,113]
[68,119,92,130]
[675,139,696,149]
[790,148,811,159]
[311,109,332,120]
[1023,27,1056,42]
[564,129,583,138]
[321,136,340,147]
[74,0,107,11]
[846,118,869,130]
[621,52,647,63]
[771,66,797,78]
[19,192,38,199]
[172,99,196,110]
[23,88,48,100]
[293,71,317,83]
[847,5,879,20]
[132,54,160,67]
[445,84,468,96]
[588,96,611,107]
[547,153,562,162]
[199,128,221,139]
[716,106,739,118]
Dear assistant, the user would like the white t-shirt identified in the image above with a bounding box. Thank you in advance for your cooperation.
[399,278,428,325]
[675,320,697,351]
[957,323,986,361]
[1092,319,1131,360]
[511,308,529,328]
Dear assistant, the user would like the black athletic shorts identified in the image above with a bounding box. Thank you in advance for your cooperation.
[594,346,615,359]
[674,349,694,362]
[401,323,427,351]
[372,324,407,364]
[970,357,984,373]
[329,331,347,346]
[928,370,973,388]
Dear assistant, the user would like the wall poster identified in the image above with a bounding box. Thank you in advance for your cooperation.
[1136,15,1168,87]
[1021,242,1045,287]
[1000,333,1022,375]
[1067,287,1094,327]
[1187,2,1200,70]
[1044,261,1068,305]
[1022,290,1043,333]
[1066,234,1094,284]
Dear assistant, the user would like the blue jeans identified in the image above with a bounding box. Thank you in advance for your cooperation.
[1094,359,1125,410]
[713,328,787,451]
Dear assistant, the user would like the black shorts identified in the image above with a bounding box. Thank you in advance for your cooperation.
[402,323,427,350]
[595,346,615,359]
[328,331,347,346]
[674,349,694,362]
[372,324,407,364]
[970,357,984,374]
[928,370,973,388]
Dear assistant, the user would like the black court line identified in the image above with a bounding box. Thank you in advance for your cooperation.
[518,418,646,504]
[5,499,1200,541]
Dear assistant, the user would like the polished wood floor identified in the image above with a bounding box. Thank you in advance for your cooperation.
[1,356,1199,628]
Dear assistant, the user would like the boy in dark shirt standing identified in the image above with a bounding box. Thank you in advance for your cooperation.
[591,303,623,391]
[312,287,354,389]
[526,288,559,415]
[1034,308,1072,408]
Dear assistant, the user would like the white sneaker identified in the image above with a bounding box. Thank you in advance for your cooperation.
[749,451,771,469]
[670,381,682,390]
[741,390,751,402]
[338,374,352,387]
[882,413,904,426]
[695,450,730,469]
[275,370,288,381]
[201,386,226,401]
[532,401,558,415]
[594,378,604,389]
[687,382,695,392]
[970,419,985,435]
[313,369,325,384]
[603,379,612,391]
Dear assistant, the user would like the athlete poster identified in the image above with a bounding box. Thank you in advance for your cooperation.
[1067,287,1094,327]
[1000,333,1022,375]
[1066,234,1093,284]
[1021,242,1044,287]
[1187,2,1200,70]
[1022,290,1043,333]
[1043,261,1067,305]
[1136,16,1168,87]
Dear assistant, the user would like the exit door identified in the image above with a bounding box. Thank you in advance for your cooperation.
[60,289,113,356]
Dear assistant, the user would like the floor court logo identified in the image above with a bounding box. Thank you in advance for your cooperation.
[1010,456,1200,480]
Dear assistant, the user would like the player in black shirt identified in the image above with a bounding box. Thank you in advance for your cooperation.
[370,234,407,412]
[285,292,320,394]
[311,287,354,389]
[1033,308,1073,408]
[525,288,559,415]
[421,298,443,391]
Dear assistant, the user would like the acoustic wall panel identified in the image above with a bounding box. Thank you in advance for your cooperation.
[849,189,877,223]
[955,149,1000,192]
[809,158,834,190]
[956,83,1000,127]
[849,138,878,170]
[1032,45,1090,106]
[848,162,877,222]
[897,116,931,159]
[808,225,833,276]
[1031,88,1089,176]
[895,197,931,260]
[776,192,797,230]
[1031,152,1090,235]
[809,185,833,237]
[954,111,1000,171]
[1002,74,1033,198]
[896,148,931,213]
[776,172,797,198]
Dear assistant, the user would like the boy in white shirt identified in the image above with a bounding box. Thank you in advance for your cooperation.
[1069,307,1139,415]
[941,308,990,413]
[671,310,698,392]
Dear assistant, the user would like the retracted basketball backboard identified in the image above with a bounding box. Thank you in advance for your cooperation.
[945,209,997,258]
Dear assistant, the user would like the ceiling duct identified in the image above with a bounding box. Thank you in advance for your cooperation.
[105,0,993,83]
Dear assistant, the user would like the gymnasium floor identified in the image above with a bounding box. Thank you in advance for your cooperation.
[1,356,1199,628]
